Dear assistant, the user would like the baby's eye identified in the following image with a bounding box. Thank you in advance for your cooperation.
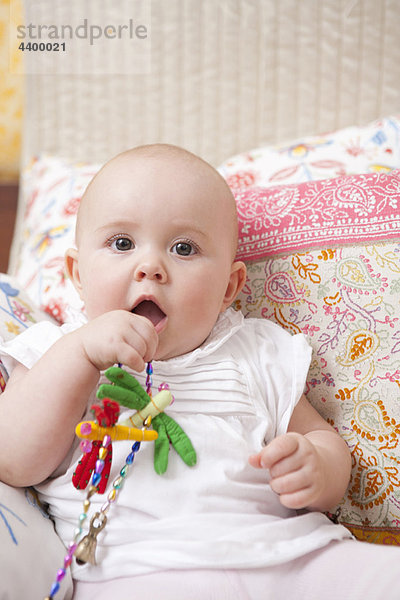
[171,241,197,256]
[110,237,134,252]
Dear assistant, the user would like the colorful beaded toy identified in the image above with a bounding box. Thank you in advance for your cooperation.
[45,362,196,600]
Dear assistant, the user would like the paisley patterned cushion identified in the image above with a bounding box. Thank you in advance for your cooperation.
[233,242,400,543]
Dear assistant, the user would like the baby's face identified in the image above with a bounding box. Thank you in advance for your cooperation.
[69,149,245,360]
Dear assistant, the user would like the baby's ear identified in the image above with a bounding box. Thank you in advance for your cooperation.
[221,261,247,311]
[65,248,83,298]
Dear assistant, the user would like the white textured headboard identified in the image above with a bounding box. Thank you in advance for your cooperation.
[21,0,400,168]
[9,0,400,273]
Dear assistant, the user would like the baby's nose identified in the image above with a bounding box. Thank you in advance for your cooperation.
[134,261,167,282]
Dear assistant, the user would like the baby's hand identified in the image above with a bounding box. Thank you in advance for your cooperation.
[74,310,158,373]
[249,432,326,510]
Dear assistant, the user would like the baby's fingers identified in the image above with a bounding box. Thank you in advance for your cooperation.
[270,468,308,498]
[271,463,323,510]
[127,314,159,362]
[114,342,147,373]
[249,433,300,471]
[276,485,317,510]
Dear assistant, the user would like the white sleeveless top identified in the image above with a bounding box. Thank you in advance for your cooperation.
[0,308,351,581]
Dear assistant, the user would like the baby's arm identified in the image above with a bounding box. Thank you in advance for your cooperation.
[249,395,351,511]
[0,310,158,487]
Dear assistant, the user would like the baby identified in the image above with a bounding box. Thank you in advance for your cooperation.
[0,144,399,600]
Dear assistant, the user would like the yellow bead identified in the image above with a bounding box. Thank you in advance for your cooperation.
[108,488,117,503]
[99,447,108,460]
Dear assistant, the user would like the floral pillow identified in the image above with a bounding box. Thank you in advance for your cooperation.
[221,139,400,542]
[219,119,400,544]
[0,273,56,391]
[11,156,100,322]
[218,115,400,188]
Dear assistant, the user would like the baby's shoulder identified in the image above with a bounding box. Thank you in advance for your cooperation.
[238,315,294,344]
[232,315,310,367]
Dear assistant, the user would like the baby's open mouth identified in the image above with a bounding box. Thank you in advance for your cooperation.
[132,300,167,328]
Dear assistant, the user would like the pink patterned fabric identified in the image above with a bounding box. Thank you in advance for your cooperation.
[235,170,400,261]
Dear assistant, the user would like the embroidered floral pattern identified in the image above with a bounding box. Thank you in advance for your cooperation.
[0,274,55,346]
[219,116,400,187]
[13,156,99,321]
[234,170,400,261]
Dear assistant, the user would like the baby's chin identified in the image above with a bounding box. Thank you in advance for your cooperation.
[153,330,211,362]
[153,341,181,362]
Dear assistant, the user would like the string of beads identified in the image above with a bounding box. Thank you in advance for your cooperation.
[44,362,153,600]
